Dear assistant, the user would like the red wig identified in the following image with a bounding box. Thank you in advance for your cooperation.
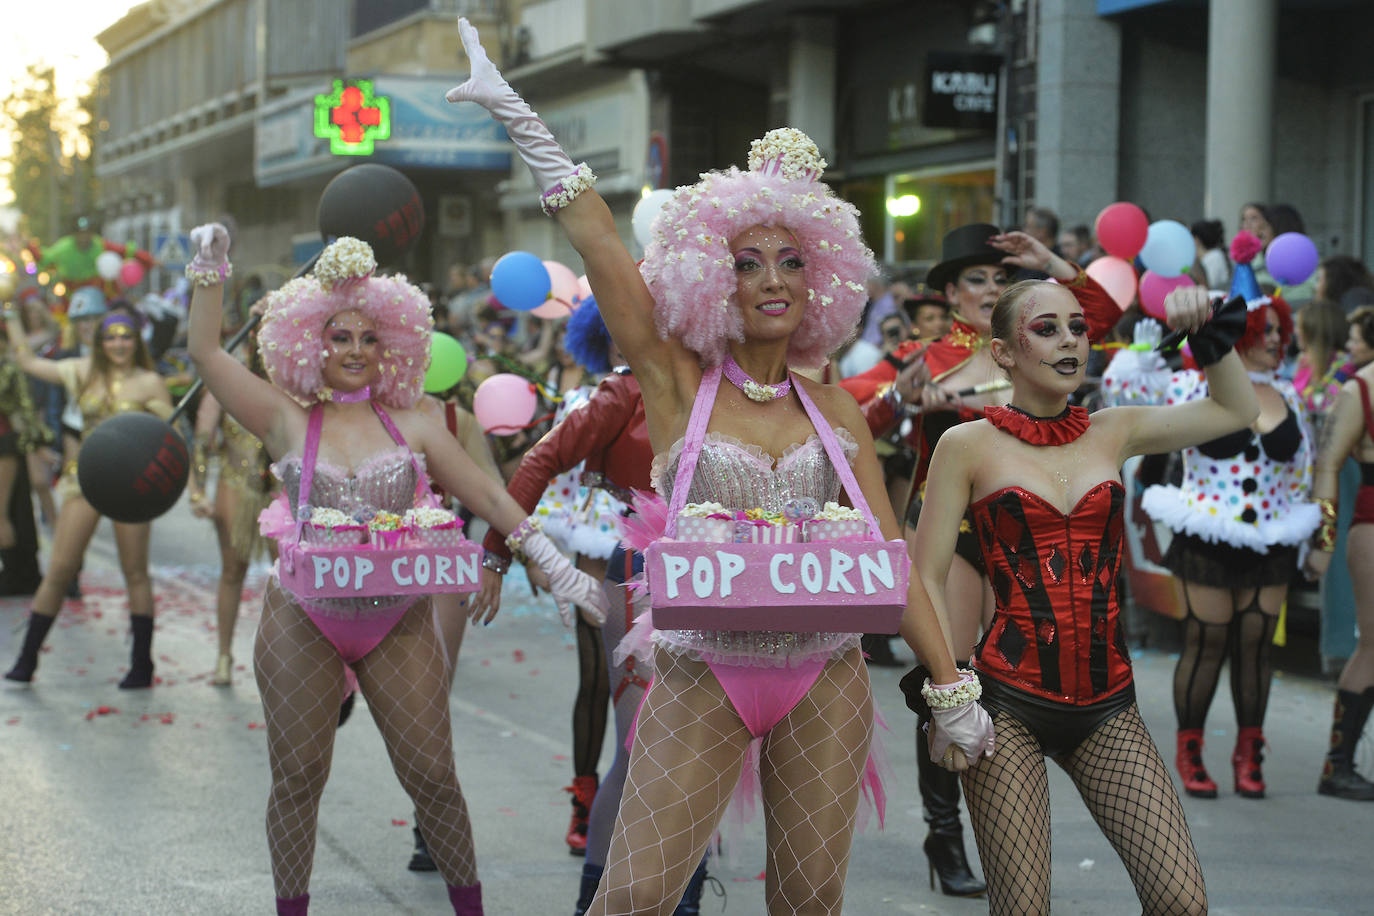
[1236,294,1293,354]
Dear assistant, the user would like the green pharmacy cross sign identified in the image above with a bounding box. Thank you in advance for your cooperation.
[314,79,391,155]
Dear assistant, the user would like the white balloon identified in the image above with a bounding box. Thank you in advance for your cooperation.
[95,251,123,281]
[632,189,675,249]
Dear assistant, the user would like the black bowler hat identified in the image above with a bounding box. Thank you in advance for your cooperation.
[926,223,1005,293]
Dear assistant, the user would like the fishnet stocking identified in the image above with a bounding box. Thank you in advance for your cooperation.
[586,577,641,867]
[1229,602,1278,728]
[963,707,1207,916]
[255,584,477,899]
[574,612,610,776]
[589,648,871,916]
[1173,609,1230,730]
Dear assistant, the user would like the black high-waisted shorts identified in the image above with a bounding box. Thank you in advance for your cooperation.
[978,674,1137,758]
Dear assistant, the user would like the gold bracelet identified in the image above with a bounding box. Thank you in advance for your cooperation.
[1312,498,1338,551]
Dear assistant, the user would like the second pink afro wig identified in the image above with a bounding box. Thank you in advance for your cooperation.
[256,237,433,409]
[639,128,876,369]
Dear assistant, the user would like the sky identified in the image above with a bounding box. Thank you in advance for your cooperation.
[0,1,143,213]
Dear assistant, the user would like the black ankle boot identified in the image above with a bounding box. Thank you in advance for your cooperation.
[916,707,986,897]
[573,861,603,916]
[1318,688,1374,801]
[673,859,715,916]
[118,615,155,689]
[408,821,437,871]
[4,612,56,683]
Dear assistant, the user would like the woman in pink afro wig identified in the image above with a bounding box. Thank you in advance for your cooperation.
[453,14,993,904]
[640,130,876,368]
[256,238,433,409]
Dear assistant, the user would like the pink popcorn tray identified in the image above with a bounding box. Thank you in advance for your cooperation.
[645,539,907,633]
[279,542,482,598]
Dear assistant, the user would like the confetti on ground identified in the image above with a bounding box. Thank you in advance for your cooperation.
[391,818,408,826]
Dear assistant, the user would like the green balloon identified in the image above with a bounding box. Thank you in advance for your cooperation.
[424,333,467,393]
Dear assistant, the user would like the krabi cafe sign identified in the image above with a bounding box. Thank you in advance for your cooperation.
[923,52,1002,131]
[646,541,908,633]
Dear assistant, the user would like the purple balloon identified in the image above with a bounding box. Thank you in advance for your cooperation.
[1265,232,1319,286]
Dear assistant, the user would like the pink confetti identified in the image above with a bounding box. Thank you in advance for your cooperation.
[247,722,264,729]
[552,754,567,761]
[480,659,491,667]
[391,818,408,826]
[6,717,19,725]
[512,650,525,663]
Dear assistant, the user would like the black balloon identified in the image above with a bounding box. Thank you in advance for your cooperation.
[77,414,189,523]
[316,163,425,266]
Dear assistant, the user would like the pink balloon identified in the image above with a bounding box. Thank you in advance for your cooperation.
[1137,270,1195,320]
[532,298,572,319]
[574,274,593,306]
[1085,256,1138,310]
[473,373,538,435]
[1094,202,1149,260]
[543,261,579,310]
[118,260,145,288]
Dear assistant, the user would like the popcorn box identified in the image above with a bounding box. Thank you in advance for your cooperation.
[736,521,799,544]
[280,541,482,598]
[803,518,869,543]
[676,515,736,543]
[412,520,465,548]
[645,539,907,633]
[369,527,412,550]
[301,523,368,547]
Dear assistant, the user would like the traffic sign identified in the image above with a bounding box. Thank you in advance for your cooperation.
[155,233,192,269]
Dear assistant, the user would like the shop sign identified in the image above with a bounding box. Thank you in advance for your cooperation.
[922,52,1002,131]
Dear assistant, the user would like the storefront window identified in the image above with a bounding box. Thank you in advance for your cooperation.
[884,165,996,269]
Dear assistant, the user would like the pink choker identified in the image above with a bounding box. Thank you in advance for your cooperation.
[722,354,792,402]
[331,385,372,404]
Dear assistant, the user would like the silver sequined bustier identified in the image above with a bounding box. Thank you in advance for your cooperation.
[650,429,863,667]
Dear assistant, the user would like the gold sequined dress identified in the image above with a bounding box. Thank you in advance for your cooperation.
[55,361,173,503]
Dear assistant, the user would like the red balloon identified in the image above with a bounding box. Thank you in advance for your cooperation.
[1095,202,1150,260]
[1138,270,1195,320]
[1085,256,1138,310]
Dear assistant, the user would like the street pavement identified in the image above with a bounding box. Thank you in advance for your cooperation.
[2,498,1371,915]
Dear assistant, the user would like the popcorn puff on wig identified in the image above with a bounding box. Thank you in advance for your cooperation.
[639,128,876,369]
[256,237,433,408]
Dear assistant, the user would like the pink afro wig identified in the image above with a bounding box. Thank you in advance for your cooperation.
[639,128,876,369]
[256,239,433,409]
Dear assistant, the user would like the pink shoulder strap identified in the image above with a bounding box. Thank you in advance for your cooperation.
[664,366,723,535]
[371,403,438,505]
[295,403,437,521]
[791,379,883,539]
[664,366,883,540]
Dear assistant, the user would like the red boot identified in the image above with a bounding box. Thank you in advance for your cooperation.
[564,774,598,855]
[1232,726,1266,798]
[1175,729,1218,798]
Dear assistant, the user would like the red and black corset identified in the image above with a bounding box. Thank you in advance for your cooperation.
[970,481,1134,706]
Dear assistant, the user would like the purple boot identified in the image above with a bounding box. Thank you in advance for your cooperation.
[276,893,309,915]
[448,882,483,915]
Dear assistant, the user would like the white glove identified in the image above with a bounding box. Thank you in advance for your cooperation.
[520,530,608,626]
[446,17,577,192]
[1132,317,1163,348]
[928,700,996,764]
[188,223,231,272]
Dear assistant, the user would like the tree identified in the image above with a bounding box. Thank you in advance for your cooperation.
[0,64,99,243]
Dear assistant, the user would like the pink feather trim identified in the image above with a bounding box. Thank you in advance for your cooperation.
[617,489,669,552]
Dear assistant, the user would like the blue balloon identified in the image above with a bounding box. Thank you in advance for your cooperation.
[490,251,552,312]
[1139,220,1194,278]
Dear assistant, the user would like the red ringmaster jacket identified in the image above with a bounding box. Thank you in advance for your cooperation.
[483,369,651,562]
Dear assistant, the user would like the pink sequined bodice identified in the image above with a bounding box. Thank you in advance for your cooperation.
[275,447,422,520]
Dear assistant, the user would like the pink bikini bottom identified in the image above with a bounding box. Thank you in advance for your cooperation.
[298,596,418,664]
[705,658,829,738]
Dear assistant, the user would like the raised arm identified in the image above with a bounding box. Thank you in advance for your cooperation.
[445,17,690,412]
[1,311,66,386]
[1105,289,1258,459]
[185,224,300,457]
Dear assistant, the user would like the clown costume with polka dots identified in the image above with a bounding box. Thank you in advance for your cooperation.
[1102,285,1319,802]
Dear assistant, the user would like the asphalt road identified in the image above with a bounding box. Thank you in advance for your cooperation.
[1,498,1370,914]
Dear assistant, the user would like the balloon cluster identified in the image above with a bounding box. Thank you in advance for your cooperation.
[490,251,586,318]
[96,250,145,291]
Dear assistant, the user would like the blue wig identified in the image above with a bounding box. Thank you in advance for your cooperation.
[563,296,611,374]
